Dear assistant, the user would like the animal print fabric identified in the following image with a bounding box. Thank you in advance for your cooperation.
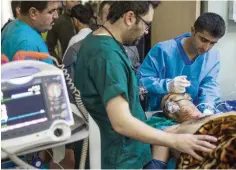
[177,115,236,169]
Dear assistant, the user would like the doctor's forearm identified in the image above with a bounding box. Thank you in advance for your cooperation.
[117,114,174,147]
[106,95,174,147]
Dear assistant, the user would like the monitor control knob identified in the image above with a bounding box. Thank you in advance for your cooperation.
[54,128,63,137]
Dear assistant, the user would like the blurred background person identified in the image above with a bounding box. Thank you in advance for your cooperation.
[46,1,80,62]
[67,4,93,47]
[97,1,113,25]
[63,4,93,80]
[1,1,21,31]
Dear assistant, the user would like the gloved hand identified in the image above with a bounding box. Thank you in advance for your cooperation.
[200,109,214,117]
[167,76,191,93]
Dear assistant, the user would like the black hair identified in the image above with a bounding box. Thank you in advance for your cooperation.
[11,1,21,18]
[194,12,226,38]
[20,1,48,15]
[71,4,94,25]
[107,1,160,24]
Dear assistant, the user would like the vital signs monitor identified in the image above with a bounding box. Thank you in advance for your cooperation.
[1,60,74,158]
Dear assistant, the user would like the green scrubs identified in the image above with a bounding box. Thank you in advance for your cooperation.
[74,33,152,169]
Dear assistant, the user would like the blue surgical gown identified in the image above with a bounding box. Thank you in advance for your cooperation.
[1,19,52,64]
[138,33,220,112]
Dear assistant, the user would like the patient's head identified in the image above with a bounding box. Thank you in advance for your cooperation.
[161,93,201,123]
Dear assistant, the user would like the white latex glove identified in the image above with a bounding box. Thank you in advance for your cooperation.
[167,76,191,93]
[200,109,214,117]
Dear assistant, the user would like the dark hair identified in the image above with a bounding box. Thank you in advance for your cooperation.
[20,1,48,15]
[194,12,226,38]
[107,1,160,24]
[11,1,21,18]
[98,1,114,18]
[71,4,94,25]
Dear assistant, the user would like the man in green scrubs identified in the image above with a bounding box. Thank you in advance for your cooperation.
[74,2,217,169]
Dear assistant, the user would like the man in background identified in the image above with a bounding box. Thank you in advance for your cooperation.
[46,1,80,62]
[1,1,59,64]
[66,4,93,48]
[63,4,93,80]
[97,1,113,25]
[1,1,21,31]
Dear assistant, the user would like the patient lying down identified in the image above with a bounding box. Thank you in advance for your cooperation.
[152,93,236,169]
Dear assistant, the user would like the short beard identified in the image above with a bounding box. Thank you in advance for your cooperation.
[123,33,145,46]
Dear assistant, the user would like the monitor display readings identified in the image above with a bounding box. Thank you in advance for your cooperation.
[1,84,48,132]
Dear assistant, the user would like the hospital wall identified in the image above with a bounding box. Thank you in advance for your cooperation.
[151,1,201,45]
[202,1,236,100]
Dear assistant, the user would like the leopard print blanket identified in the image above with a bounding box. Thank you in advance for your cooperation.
[177,115,236,169]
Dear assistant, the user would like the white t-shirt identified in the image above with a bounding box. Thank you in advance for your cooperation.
[65,27,92,53]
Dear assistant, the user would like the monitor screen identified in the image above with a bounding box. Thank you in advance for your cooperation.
[1,84,48,132]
